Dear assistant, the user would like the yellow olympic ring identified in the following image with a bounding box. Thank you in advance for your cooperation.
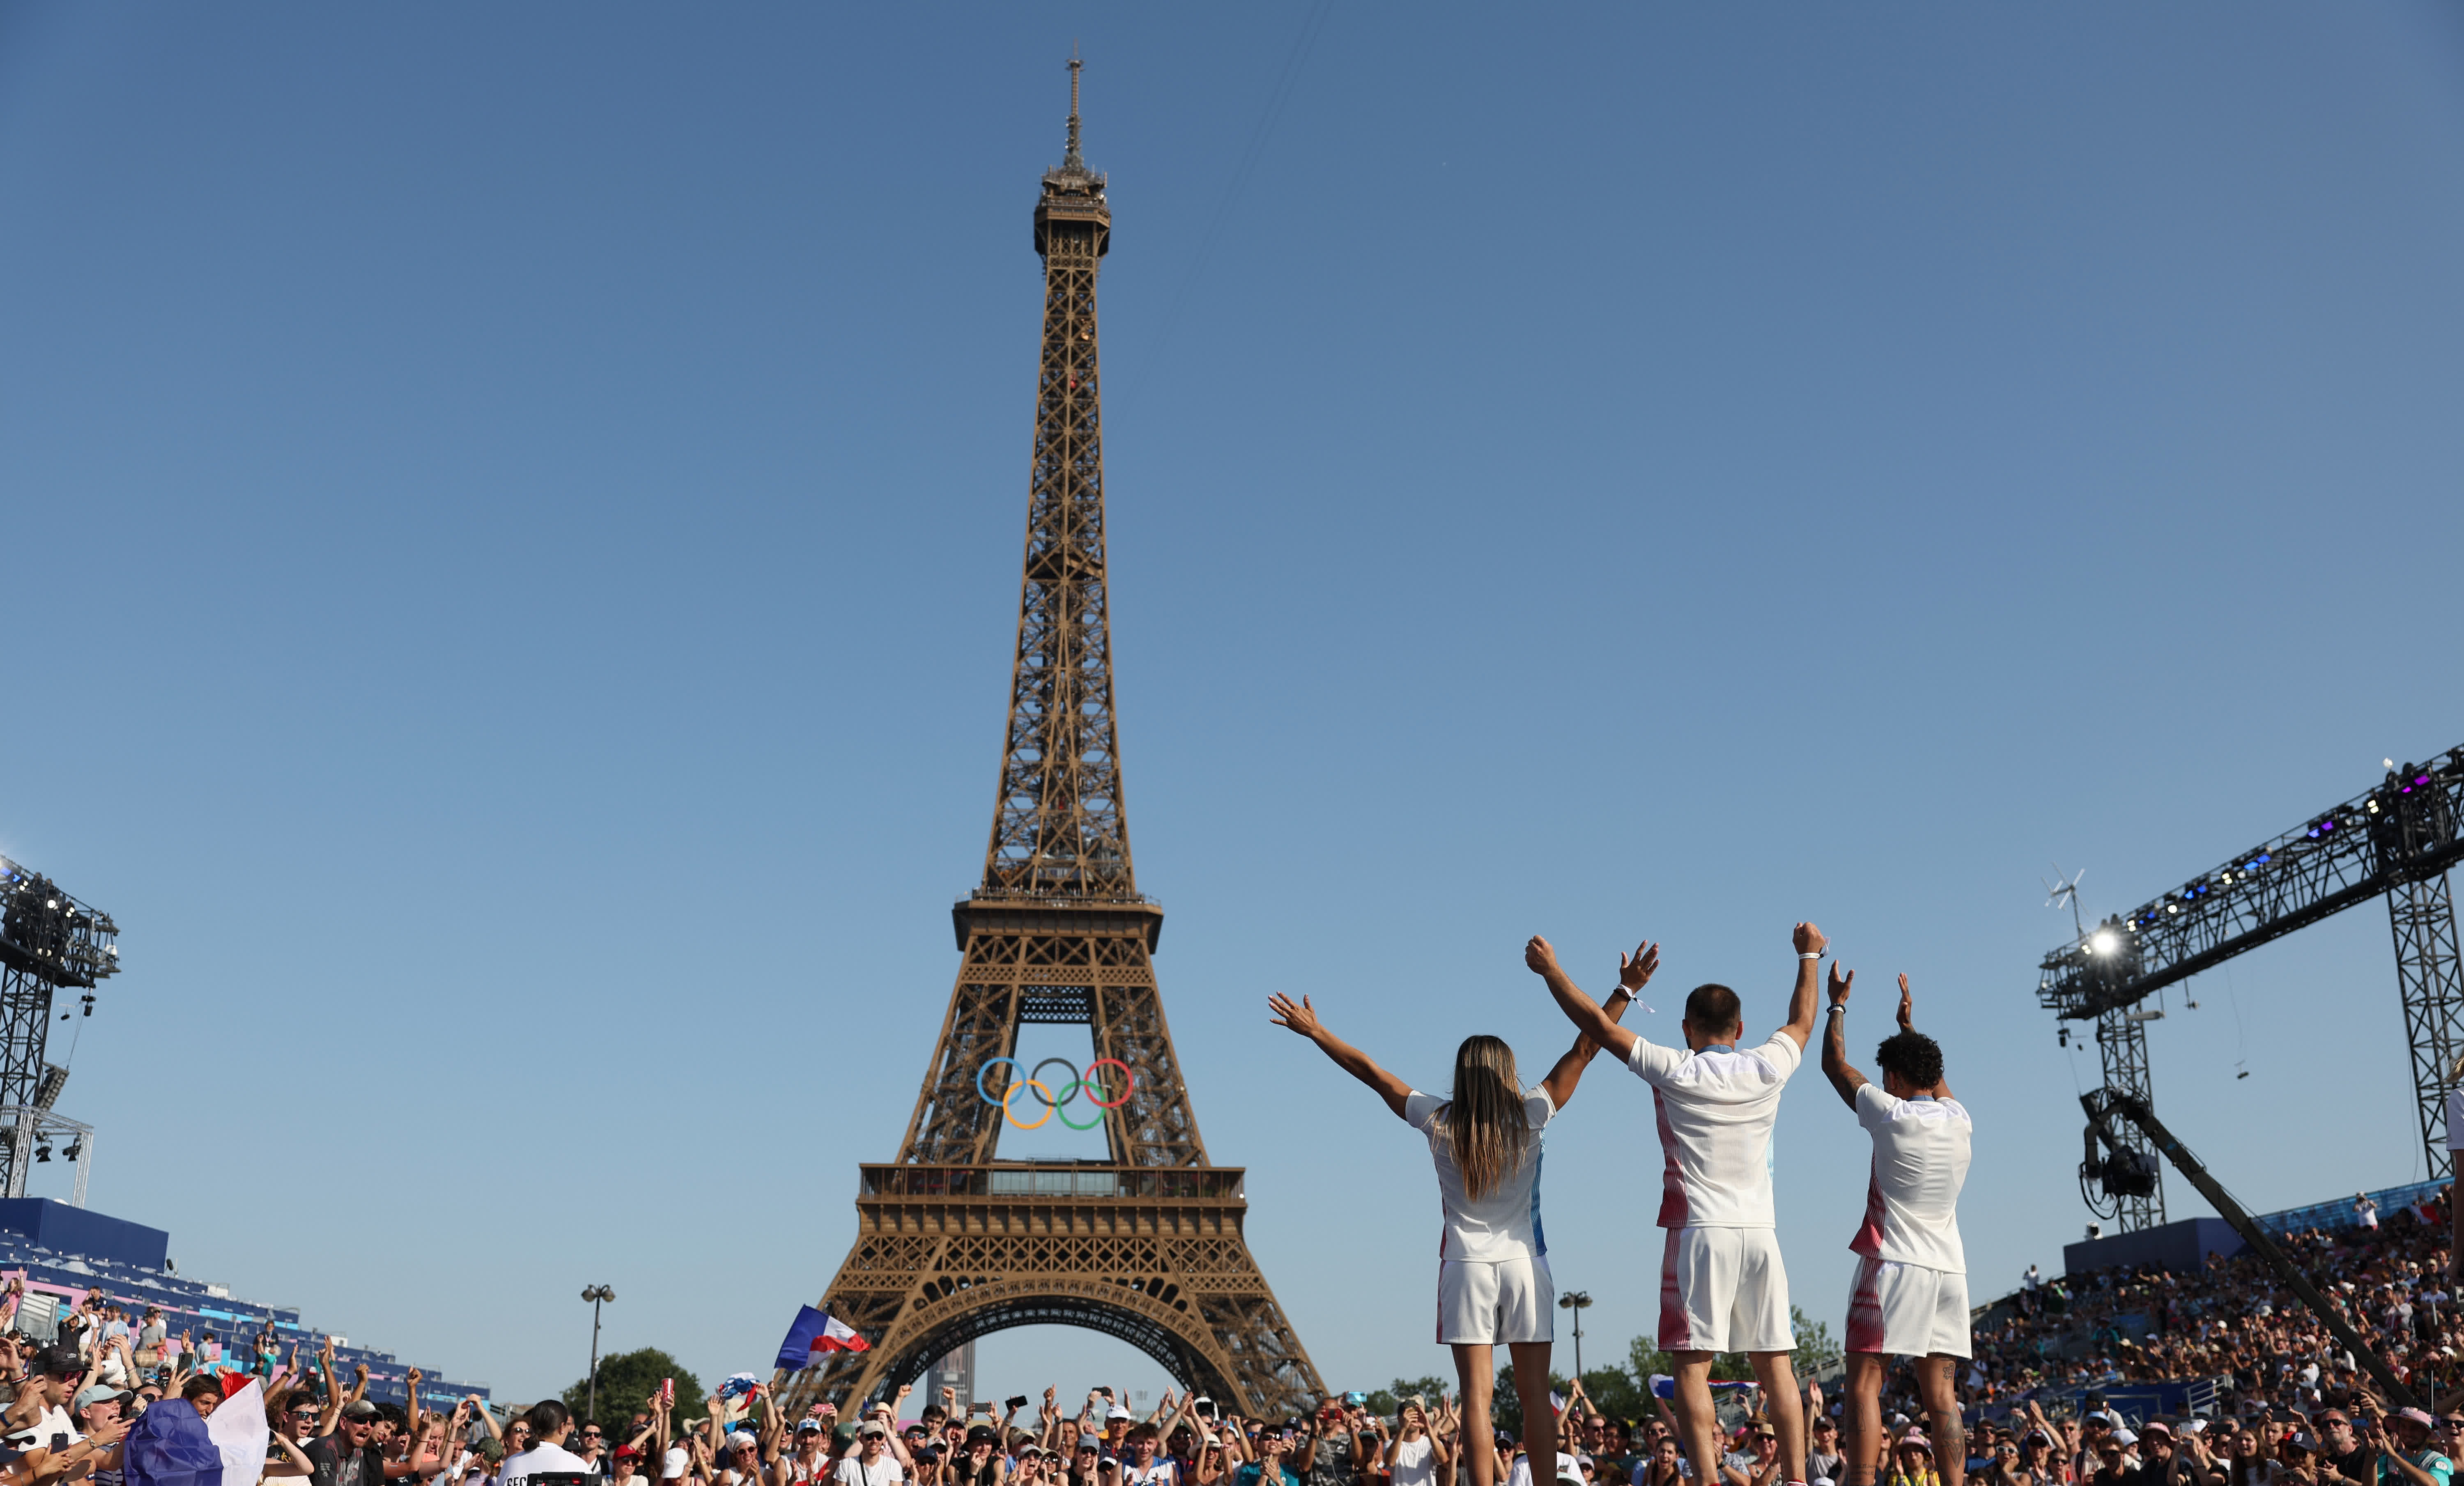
[1003,1077,1057,1130]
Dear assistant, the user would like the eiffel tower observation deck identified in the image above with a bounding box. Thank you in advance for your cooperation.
[789,60,1324,1417]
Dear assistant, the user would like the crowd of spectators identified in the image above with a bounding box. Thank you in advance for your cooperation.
[4,1190,2459,1486]
[1957,1195,2454,1410]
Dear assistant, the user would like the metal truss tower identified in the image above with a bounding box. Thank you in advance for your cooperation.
[2089,1009,2164,1232]
[0,856,120,1199]
[792,62,1325,1416]
[2041,745,2464,1227]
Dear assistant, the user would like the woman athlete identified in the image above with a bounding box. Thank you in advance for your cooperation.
[1269,940,1657,1486]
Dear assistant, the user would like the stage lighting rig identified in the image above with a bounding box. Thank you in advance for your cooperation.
[2038,742,2464,1229]
[0,853,120,1201]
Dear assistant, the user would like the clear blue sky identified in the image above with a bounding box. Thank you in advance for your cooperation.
[5,1,2463,1410]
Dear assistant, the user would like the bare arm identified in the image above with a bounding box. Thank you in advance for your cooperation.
[1776,923,1827,1051]
[1538,943,1655,1110]
[1266,996,1412,1119]
[1525,936,1639,1063]
[1819,964,1866,1109]
[1895,975,1951,1098]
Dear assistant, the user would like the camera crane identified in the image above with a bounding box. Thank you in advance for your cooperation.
[2080,1085,2422,1411]
[2040,743,2464,1230]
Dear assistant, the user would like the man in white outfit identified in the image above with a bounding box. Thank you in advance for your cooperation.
[1527,923,1825,1486]
[1819,970,1971,1486]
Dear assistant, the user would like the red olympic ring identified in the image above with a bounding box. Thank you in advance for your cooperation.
[1086,1059,1134,1108]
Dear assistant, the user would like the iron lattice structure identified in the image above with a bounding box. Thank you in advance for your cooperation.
[0,856,119,1199]
[2040,744,2464,1226]
[793,64,1324,1418]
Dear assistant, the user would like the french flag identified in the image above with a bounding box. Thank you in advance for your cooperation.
[775,1305,870,1369]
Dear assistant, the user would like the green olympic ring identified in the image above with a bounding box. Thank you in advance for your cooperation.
[976,1056,1135,1131]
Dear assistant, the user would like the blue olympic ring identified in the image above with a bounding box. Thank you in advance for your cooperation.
[976,1056,1135,1130]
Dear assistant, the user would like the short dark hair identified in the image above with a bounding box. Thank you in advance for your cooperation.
[1684,984,1741,1035]
[1875,1030,1944,1089]
[180,1375,224,1403]
[525,1400,572,1437]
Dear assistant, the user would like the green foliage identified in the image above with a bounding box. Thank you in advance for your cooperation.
[1363,1376,1455,1420]
[1790,1306,1841,1380]
[1567,1366,1646,1426]
[563,1347,705,1431]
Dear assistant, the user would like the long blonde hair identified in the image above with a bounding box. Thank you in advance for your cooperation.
[1445,1035,1534,1201]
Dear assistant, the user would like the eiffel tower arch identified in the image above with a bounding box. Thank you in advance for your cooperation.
[788,61,1324,1418]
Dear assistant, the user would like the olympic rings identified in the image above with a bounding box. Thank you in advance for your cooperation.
[976,1056,1138,1130]
[1003,1078,1057,1130]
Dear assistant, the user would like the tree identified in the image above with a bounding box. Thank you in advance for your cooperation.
[563,1347,704,1432]
[1364,1377,1455,1419]
[1790,1307,1841,1382]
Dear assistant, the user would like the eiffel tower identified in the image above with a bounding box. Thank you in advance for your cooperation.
[792,61,1325,1417]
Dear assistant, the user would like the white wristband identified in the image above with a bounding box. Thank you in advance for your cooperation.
[1799,952,1822,960]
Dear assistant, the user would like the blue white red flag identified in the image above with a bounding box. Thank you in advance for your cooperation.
[774,1306,871,1369]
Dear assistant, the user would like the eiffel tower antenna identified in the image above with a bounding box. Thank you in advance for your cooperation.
[789,58,1325,1418]
[1064,47,1085,172]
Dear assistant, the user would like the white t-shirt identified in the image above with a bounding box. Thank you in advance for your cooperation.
[502,1443,596,1486]
[1402,1087,1558,1261]
[1125,1462,1178,1486]
[2448,1090,2464,1151]
[1392,1437,1437,1486]
[834,1455,906,1486]
[1625,1030,1803,1228]
[1848,1084,1972,1272]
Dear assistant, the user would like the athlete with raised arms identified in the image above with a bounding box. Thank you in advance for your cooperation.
[1526,925,1826,1486]
[1267,960,1652,1486]
[1819,969,1971,1486]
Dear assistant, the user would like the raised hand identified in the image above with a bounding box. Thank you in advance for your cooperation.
[1266,994,1322,1040]
[1827,964,1854,1010]
[1524,936,1562,978]
[1619,941,1660,992]
[1897,974,1915,1032]
[1793,922,1828,957]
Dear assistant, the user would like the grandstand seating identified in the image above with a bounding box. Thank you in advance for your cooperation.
[0,1208,485,1405]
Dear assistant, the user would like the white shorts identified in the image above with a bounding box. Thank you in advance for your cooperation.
[1844,1255,1971,1358]
[1658,1227,1792,1353]
[1437,1255,1555,1344]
